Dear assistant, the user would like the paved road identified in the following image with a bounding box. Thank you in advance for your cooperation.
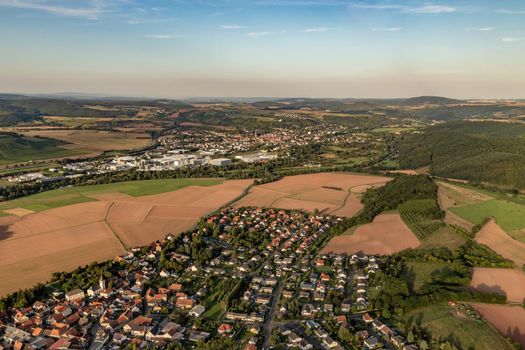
[262,280,284,348]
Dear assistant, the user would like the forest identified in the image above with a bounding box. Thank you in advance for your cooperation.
[398,121,525,189]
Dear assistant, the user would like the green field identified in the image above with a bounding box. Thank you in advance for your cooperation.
[401,261,447,291]
[371,127,415,133]
[202,284,227,321]
[0,178,222,212]
[402,304,514,350]
[450,199,525,232]
[418,226,467,250]
[0,134,87,165]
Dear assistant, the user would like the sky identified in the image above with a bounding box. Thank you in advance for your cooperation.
[1,0,525,99]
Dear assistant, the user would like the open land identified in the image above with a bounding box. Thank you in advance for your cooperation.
[404,304,515,350]
[320,213,420,255]
[475,219,525,267]
[0,179,252,296]
[470,267,525,303]
[451,199,525,236]
[0,178,222,213]
[471,303,525,348]
[418,226,467,250]
[235,172,391,217]
[0,134,87,165]
[20,129,152,153]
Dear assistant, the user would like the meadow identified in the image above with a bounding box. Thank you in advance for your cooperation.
[450,199,525,232]
[0,134,86,165]
[402,304,515,350]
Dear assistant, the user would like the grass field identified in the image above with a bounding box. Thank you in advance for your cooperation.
[0,134,87,165]
[418,226,467,250]
[371,127,416,133]
[20,129,152,153]
[0,178,222,212]
[202,284,227,321]
[450,199,525,232]
[401,261,447,291]
[403,304,515,350]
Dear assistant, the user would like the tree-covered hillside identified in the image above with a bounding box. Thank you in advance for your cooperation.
[398,121,525,188]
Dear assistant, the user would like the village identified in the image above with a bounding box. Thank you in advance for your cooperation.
[0,206,420,350]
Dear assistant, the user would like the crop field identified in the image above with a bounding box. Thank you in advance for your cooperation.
[0,179,252,296]
[0,133,87,165]
[470,268,525,303]
[451,199,525,233]
[399,199,444,240]
[470,303,525,348]
[475,219,525,266]
[0,178,222,213]
[235,172,391,217]
[20,129,152,153]
[320,213,420,255]
[403,304,515,350]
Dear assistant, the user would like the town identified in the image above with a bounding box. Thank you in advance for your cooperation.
[0,207,419,350]
[2,123,368,185]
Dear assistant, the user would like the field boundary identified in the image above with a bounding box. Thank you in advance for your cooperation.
[103,201,128,250]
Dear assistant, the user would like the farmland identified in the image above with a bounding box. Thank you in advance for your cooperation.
[475,219,525,267]
[20,129,152,154]
[0,179,252,296]
[451,199,525,233]
[321,213,420,255]
[470,303,525,348]
[470,268,525,303]
[402,304,515,350]
[0,178,222,213]
[417,226,467,250]
[0,133,87,165]
[235,172,391,216]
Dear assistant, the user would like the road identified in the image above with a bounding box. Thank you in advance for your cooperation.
[261,280,284,348]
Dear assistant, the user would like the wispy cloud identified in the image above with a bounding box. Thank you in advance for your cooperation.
[142,34,186,39]
[349,3,404,10]
[303,27,331,33]
[221,24,245,29]
[247,31,273,38]
[404,5,456,14]
[466,27,495,32]
[501,37,523,43]
[373,27,402,32]
[0,0,112,19]
[350,2,457,14]
[496,9,525,15]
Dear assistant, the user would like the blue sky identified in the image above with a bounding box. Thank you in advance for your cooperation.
[1,0,524,98]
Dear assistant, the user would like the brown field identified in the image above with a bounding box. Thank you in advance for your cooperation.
[476,219,525,267]
[21,129,152,153]
[437,182,487,231]
[235,172,391,217]
[384,169,419,175]
[3,207,34,217]
[437,181,491,206]
[471,268,525,303]
[0,180,252,296]
[320,213,420,255]
[471,303,525,348]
